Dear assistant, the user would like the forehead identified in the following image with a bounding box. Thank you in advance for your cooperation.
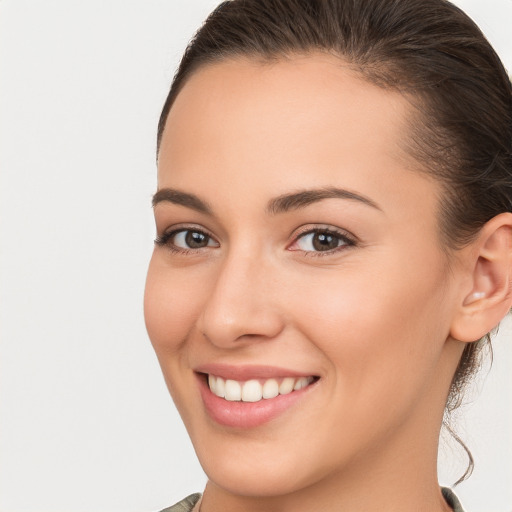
[157,55,438,225]
[159,54,415,174]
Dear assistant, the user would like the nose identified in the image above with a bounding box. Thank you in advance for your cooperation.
[197,250,285,348]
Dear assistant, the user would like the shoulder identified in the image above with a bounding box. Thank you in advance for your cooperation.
[159,489,465,511]
[158,493,202,512]
[442,487,466,512]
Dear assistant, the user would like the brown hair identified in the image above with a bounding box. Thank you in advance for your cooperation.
[157,0,512,482]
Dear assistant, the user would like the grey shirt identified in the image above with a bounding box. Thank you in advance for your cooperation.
[160,487,465,511]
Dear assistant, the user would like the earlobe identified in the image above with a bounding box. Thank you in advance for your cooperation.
[450,213,512,343]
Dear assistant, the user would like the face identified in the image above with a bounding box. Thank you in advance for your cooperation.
[145,56,461,498]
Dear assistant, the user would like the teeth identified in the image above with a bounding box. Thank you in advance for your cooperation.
[242,380,262,402]
[225,379,242,401]
[209,374,226,398]
[208,375,314,402]
[294,377,310,390]
[279,377,295,395]
[215,376,226,398]
[262,379,279,399]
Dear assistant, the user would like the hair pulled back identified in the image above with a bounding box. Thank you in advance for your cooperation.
[157,0,512,482]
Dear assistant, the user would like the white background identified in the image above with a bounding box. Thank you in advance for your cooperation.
[0,1,511,511]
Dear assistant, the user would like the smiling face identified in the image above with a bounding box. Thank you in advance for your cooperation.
[145,55,465,507]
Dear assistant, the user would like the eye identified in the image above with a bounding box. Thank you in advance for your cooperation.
[289,228,354,254]
[173,230,217,249]
[155,228,219,251]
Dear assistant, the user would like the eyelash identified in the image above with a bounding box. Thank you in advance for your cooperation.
[154,227,218,255]
[154,226,357,256]
[288,227,357,257]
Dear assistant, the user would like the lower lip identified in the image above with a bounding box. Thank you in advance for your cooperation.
[197,374,317,429]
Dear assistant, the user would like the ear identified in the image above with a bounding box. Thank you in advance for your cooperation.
[450,212,512,343]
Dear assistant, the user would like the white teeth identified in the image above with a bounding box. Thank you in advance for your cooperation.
[208,374,216,392]
[208,375,315,402]
[215,376,225,398]
[224,379,242,401]
[242,380,263,402]
[262,378,279,399]
[294,376,310,390]
[208,374,226,398]
[279,377,295,395]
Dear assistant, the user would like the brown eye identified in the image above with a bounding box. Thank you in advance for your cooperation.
[166,229,219,250]
[292,229,353,253]
[311,232,340,251]
[184,230,210,248]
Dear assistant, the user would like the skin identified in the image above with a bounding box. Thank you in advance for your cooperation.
[144,55,511,511]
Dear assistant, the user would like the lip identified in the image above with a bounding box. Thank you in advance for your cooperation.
[194,363,314,381]
[195,365,319,429]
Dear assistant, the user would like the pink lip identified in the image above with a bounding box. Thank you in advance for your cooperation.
[194,363,313,381]
[195,366,319,429]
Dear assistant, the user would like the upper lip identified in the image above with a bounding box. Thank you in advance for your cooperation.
[194,363,317,381]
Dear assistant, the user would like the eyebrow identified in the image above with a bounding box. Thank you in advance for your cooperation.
[152,186,381,216]
[152,188,212,214]
[266,187,382,214]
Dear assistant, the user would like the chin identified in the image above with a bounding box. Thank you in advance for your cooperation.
[201,455,313,497]
[189,424,342,499]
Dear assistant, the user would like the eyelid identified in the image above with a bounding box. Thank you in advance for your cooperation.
[287,225,357,254]
[155,224,220,251]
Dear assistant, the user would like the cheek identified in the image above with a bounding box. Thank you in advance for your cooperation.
[144,254,205,356]
[144,254,211,424]
[286,252,451,405]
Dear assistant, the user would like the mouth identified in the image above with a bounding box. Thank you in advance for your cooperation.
[207,374,317,402]
[195,368,320,428]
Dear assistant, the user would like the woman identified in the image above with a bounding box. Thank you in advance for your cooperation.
[144,0,512,511]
